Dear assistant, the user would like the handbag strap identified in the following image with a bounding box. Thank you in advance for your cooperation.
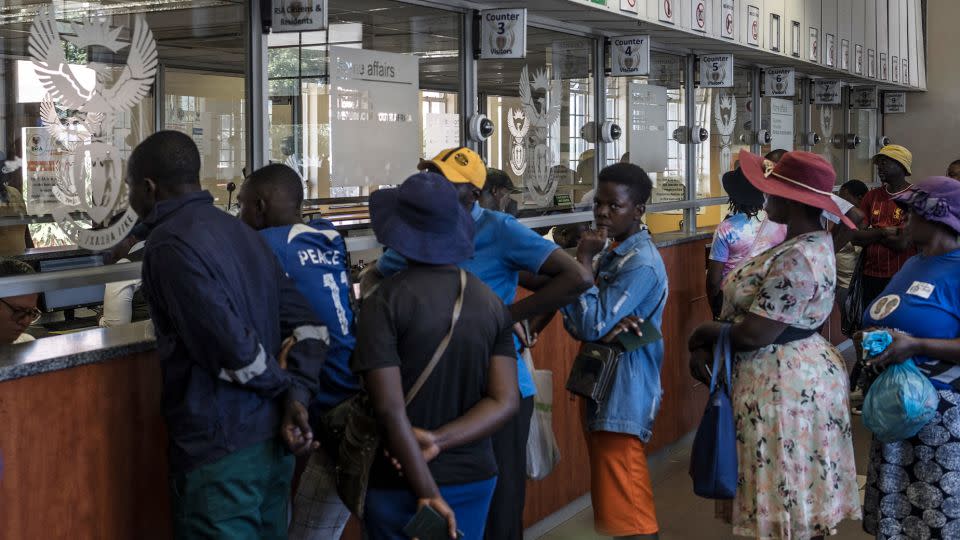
[404,269,467,405]
[710,324,733,394]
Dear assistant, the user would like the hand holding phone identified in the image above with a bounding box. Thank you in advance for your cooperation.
[403,498,462,540]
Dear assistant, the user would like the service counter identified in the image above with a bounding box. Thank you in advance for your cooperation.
[0,230,794,538]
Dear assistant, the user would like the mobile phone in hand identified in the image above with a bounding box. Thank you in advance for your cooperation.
[402,504,463,540]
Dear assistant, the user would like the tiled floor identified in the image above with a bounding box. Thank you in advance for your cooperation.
[529,344,875,540]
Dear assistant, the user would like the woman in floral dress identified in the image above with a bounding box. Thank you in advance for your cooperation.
[689,150,862,539]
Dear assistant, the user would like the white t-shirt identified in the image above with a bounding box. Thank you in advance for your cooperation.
[822,194,855,226]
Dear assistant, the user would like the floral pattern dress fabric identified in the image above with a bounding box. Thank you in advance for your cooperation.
[719,231,862,539]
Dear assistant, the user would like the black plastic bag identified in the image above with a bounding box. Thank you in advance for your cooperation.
[840,252,866,336]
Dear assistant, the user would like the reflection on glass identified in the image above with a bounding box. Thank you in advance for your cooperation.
[267,1,462,200]
[165,71,245,205]
[481,29,594,212]
[0,2,246,252]
[695,203,728,231]
[696,67,754,200]
[813,102,845,185]
[606,53,686,216]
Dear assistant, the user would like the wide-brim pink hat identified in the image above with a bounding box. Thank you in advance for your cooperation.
[739,149,856,229]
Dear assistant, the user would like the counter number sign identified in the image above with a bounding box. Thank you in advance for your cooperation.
[271,0,327,32]
[611,35,651,76]
[851,87,878,109]
[620,0,639,14]
[764,68,795,97]
[700,54,734,88]
[814,80,843,105]
[721,0,735,40]
[883,92,906,114]
[480,8,527,59]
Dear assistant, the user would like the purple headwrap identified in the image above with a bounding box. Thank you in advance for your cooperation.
[893,176,960,235]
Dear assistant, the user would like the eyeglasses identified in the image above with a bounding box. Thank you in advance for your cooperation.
[0,298,42,324]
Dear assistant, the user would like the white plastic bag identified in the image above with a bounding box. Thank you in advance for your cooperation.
[524,349,560,480]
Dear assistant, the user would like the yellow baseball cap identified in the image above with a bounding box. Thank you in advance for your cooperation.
[872,144,913,176]
[418,147,487,189]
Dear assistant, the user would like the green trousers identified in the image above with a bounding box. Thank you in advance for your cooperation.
[169,439,294,540]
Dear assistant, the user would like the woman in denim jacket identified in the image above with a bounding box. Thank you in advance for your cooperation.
[561,163,668,540]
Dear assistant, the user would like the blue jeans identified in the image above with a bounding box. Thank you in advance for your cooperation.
[363,476,497,539]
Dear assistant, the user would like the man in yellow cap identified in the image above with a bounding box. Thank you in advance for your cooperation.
[847,144,917,403]
[362,147,592,540]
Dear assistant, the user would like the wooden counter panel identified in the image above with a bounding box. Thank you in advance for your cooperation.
[0,352,170,540]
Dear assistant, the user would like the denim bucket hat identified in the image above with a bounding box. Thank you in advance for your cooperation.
[370,172,475,265]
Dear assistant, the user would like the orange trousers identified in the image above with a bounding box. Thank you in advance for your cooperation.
[587,430,659,537]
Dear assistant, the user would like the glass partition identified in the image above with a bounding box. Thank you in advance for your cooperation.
[606,53,687,234]
[694,66,754,230]
[164,70,246,205]
[267,1,462,201]
[0,0,248,339]
[848,107,879,183]
[813,94,846,185]
[0,0,248,256]
[480,28,594,214]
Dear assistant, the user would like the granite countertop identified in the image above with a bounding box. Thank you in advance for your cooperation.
[0,321,156,383]
[0,229,715,383]
[651,229,714,248]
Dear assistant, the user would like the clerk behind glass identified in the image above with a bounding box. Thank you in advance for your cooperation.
[0,258,40,344]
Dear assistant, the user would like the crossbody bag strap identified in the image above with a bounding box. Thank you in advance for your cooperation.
[404,269,467,405]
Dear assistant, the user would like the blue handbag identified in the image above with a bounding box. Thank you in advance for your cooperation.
[689,325,738,499]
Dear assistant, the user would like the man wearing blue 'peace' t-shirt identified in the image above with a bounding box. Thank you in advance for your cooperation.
[239,164,356,540]
[364,147,593,540]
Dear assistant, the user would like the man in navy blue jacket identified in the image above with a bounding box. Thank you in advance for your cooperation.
[126,131,327,538]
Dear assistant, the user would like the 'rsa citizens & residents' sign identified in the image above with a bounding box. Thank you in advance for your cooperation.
[271,0,327,33]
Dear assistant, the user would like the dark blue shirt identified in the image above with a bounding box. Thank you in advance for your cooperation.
[863,249,960,388]
[259,219,359,411]
[141,191,326,473]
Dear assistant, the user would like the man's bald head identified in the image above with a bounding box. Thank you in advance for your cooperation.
[238,164,305,230]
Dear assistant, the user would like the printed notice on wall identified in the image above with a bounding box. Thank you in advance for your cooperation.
[21,127,63,216]
[610,35,650,76]
[764,67,795,97]
[720,0,735,39]
[691,0,707,33]
[329,46,419,187]
[628,83,668,173]
[700,54,734,87]
[768,98,794,151]
[271,0,327,33]
[620,0,639,14]
[746,5,760,46]
[479,8,527,59]
[423,114,460,159]
[883,92,906,114]
[659,0,676,24]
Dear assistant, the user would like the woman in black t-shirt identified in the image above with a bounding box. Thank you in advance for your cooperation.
[354,172,518,540]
